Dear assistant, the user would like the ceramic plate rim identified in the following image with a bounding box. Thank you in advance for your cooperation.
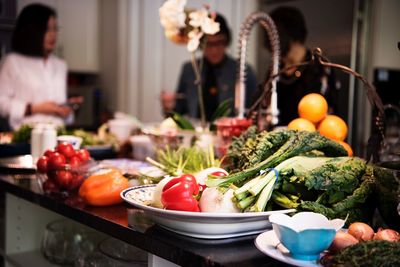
[254,230,322,267]
[121,185,296,219]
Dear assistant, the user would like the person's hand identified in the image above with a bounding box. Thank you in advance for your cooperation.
[31,101,71,118]
[67,96,84,111]
[160,91,177,114]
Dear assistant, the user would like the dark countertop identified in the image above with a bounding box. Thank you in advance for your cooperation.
[0,169,288,267]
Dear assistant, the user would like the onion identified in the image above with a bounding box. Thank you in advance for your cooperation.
[152,176,174,208]
[199,188,240,213]
[373,228,400,242]
[348,222,375,241]
[329,231,359,253]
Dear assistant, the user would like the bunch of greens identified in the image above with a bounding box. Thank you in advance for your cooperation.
[146,144,220,177]
[321,240,400,267]
[208,130,348,188]
[207,129,376,223]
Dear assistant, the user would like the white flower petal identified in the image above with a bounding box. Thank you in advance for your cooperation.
[188,8,208,28]
[187,37,200,52]
[201,18,220,35]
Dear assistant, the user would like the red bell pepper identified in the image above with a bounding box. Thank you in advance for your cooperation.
[161,174,200,212]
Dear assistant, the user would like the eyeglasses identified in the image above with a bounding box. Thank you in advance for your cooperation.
[206,40,227,48]
[46,26,60,33]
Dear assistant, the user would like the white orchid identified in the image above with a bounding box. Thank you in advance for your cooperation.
[187,29,204,52]
[201,17,220,35]
[159,0,220,52]
[188,8,209,28]
[189,9,219,36]
[159,0,187,34]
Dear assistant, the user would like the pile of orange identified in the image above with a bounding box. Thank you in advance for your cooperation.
[287,93,353,156]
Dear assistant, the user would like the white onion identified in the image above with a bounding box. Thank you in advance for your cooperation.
[152,176,174,208]
[199,187,240,213]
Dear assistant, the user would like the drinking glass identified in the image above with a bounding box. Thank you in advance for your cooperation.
[78,237,147,267]
[41,220,99,265]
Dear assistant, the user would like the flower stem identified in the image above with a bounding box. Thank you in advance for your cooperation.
[190,53,206,130]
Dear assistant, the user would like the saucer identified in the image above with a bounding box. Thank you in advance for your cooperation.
[254,230,323,267]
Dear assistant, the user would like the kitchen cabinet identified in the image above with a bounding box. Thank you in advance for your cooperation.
[17,0,99,72]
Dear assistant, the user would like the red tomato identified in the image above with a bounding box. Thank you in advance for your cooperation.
[44,149,56,158]
[48,152,66,170]
[55,170,74,189]
[36,156,49,173]
[46,170,58,180]
[42,179,60,193]
[56,142,75,158]
[70,174,85,190]
[68,156,82,167]
[210,171,228,177]
[76,149,90,162]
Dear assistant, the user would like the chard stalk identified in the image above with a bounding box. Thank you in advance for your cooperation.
[237,195,256,210]
[249,176,276,212]
[234,176,262,197]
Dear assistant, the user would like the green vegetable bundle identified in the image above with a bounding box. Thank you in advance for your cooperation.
[321,240,400,267]
[207,129,375,224]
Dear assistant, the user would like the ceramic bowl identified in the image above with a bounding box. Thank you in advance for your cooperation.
[269,212,345,261]
[57,135,83,150]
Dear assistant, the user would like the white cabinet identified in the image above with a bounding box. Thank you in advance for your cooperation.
[17,0,99,72]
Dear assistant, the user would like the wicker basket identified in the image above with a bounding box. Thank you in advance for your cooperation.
[248,48,385,163]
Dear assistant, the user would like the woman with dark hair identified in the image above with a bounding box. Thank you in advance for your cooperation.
[0,3,77,130]
[161,13,257,121]
[268,6,339,126]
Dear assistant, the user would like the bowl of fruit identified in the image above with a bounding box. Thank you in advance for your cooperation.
[36,142,91,194]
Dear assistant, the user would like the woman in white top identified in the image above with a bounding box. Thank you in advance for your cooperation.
[0,4,77,130]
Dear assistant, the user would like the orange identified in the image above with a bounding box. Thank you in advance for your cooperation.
[288,118,316,132]
[318,115,348,141]
[336,140,353,156]
[298,93,328,123]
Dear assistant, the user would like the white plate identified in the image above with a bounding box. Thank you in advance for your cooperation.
[121,185,296,239]
[254,230,322,267]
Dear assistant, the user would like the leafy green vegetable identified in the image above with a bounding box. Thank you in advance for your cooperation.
[321,240,400,267]
[373,162,400,231]
[12,125,33,143]
[207,131,347,188]
[209,99,233,131]
[171,112,195,130]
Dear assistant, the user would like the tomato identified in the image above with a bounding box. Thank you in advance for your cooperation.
[36,156,49,173]
[46,170,58,180]
[56,142,75,158]
[76,149,90,162]
[68,156,82,167]
[48,152,66,170]
[44,149,56,158]
[210,171,228,177]
[55,170,74,189]
[42,179,60,193]
[70,174,85,190]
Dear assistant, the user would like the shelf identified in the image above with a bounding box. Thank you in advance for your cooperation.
[7,250,59,267]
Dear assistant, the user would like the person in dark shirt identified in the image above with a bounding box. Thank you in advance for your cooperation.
[267,6,339,126]
[161,14,257,121]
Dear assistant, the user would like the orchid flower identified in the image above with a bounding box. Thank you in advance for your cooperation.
[159,0,187,35]
[187,29,204,52]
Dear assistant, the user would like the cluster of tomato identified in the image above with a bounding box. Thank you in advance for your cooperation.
[36,142,91,193]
